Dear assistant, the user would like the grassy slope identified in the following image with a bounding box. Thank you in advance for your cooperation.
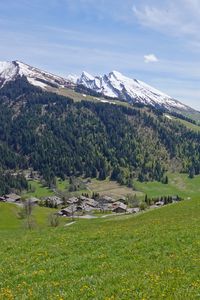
[135,173,200,200]
[177,119,200,132]
[0,203,58,230]
[0,203,21,230]
[169,115,200,132]
[0,199,200,299]
[179,110,200,124]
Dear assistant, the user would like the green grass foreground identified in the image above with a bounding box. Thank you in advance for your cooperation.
[0,198,200,299]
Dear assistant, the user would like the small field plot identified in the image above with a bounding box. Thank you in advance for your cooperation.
[56,178,70,191]
[88,178,144,199]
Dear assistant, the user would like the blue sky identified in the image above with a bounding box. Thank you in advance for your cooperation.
[1,0,200,109]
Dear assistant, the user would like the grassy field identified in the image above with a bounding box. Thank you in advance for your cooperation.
[88,178,143,199]
[135,173,200,200]
[56,178,70,192]
[0,198,200,299]
[23,180,54,199]
[0,203,59,230]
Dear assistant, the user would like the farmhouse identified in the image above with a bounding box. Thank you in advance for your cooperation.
[67,197,79,204]
[127,207,140,214]
[85,198,98,208]
[100,196,116,203]
[112,201,127,213]
[59,205,77,216]
[99,203,113,211]
[46,196,63,206]
[5,193,21,203]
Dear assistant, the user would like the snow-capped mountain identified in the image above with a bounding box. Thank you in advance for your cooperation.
[0,60,72,89]
[77,70,190,111]
[0,60,195,113]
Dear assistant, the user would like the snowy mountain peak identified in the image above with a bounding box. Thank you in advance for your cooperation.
[66,74,79,84]
[109,70,125,80]
[75,70,190,111]
[0,60,194,113]
[0,60,72,89]
[80,71,95,81]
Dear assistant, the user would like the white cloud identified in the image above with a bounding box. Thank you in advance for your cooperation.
[144,54,158,63]
[133,1,200,41]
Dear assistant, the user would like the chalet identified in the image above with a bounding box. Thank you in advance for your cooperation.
[127,207,140,214]
[100,203,113,211]
[59,205,77,216]
[28,197,40,205]
[5,193,21,203]
[67,197,79,205]
[46,196,62,206]
[85,198,98,208]
[79,195,88,201]
[99,196,116,203]
[112,201,127,213]
[77,203,94,212]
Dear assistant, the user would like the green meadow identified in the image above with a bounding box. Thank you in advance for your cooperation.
[135,173,200,199]
[23,180,54,199]
[0,174,200,299]
[0,198,200,299]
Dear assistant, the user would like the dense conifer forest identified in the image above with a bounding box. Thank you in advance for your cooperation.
[0,76,200,190]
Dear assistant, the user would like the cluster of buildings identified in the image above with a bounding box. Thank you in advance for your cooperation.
[0,193,139,216]
[0,192,181,218]
[0,193,39,205]
[58,195,140,217]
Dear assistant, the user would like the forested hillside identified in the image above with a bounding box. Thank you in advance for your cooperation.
[0,76,200,188]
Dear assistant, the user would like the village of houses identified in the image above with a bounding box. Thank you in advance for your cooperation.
[0,169,182,219]
[0,191,181,219]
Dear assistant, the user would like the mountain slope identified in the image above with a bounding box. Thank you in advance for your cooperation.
[0,76,200,187]
[0,60,199,120]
